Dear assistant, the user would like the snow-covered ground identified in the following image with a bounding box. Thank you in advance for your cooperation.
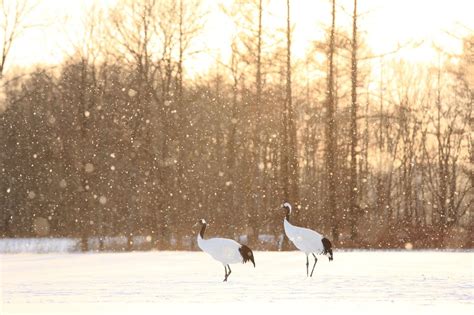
[1,251,473,315]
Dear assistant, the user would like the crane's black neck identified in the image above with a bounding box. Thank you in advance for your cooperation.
[285,208,290,222]
[199,223,207,238]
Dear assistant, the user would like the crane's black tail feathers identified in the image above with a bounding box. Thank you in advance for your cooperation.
[239,245,256,267]
[322,238,333,261]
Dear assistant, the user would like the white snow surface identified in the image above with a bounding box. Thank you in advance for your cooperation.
[1,251,473,315]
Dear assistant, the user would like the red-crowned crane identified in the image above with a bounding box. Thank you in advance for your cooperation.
[281,202,333,277]
[196,219,255,281]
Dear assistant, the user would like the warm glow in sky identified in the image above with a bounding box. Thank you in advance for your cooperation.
[6,0,474,75]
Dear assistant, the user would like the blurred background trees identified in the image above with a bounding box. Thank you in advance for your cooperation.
[0,0,472,250]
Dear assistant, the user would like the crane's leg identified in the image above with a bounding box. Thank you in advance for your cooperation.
[227,265,232,280]
[306,255,309,277]
[310,253,318,277]
[223,265,228,282]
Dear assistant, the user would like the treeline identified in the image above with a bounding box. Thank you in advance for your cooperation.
[0,0,472,250]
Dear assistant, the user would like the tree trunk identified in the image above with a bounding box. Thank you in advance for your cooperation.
[326,0,339,242]
[349,0,359,240]
[248,0,263,248]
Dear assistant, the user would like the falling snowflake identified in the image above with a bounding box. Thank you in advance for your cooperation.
[59,179,67,188]
[85,163,94,173]
[128,89,137,97]
[99,196,107,205]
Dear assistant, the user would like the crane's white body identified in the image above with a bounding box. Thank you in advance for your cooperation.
[197,235,243,265]
[196,219,255,281]
[284,218,325,255]
[281,202,332,277]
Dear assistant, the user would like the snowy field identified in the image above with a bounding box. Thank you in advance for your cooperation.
[1,251,473,315]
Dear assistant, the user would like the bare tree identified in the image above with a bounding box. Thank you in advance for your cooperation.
[0,0,37,77]
[281,0,299,211]
[174,0,205,233]
[72,4,109,251]
[325,0,339,242]
[347,0,360,240]
[222,0,268,247]
[423,52,472,237]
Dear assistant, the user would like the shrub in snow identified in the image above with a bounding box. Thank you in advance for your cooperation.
[0,238,80,253]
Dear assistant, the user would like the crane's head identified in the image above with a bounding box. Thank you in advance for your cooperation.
[281,202,292,214]
[281,202,292,221]
[194,219,207,227]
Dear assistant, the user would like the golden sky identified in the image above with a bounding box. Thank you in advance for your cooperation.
[7,0,474,74]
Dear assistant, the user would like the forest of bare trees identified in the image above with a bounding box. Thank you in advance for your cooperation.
[0,0,472,250]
